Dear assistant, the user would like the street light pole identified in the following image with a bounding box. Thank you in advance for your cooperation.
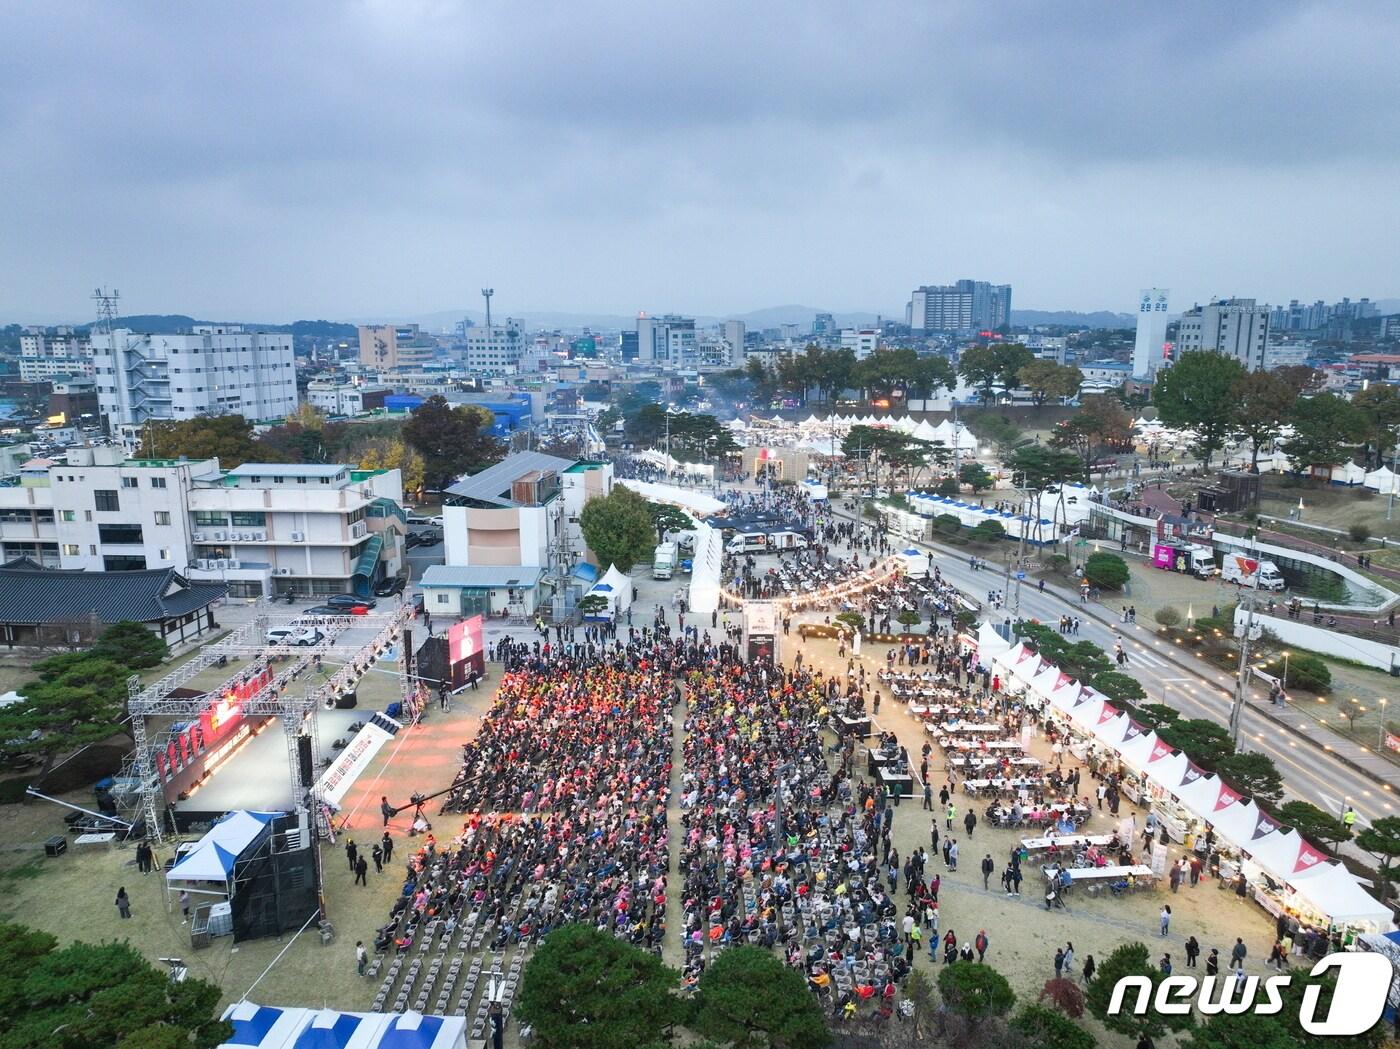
[1228,536,1265,745]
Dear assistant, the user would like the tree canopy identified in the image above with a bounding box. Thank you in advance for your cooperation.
[0,653,133,780]
[649,502,695,543]
[692,946,829,1049]
[1085,942,1195,1040]
[1018,360,1084,406]
[354,437,425,498]
[1011,1003,1094,1049]
[402,396,504,492]
[91,620,168,669]
[1152,351,1247,466]
[1281,393,1366,471]
[1277,800,1352,849]
[0,922,229,1049]
[936,962,1016,1020]
[960,343,1033,404]
[1356,815,1400,903]
[1230,370,1295,470]
[1051,394,1133,481]
[516,924,679,1049]
[1215,751,1285,805]
[1084,551,1129,590]
[579,486,659,574]
[137,416,263,467]
[1155,718,1235,770]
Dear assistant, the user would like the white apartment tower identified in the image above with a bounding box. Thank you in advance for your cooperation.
[1132,288,1171,378]
[90,325,298,428]
[722,320,746,366]
[1175,299,1272,372]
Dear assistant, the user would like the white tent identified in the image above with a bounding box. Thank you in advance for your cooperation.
[1330,461,1366,486]
[976,621,1011,659]
[586,564,633,618]
[217,1003,468,1049]
[800,479,829,501]
[615,479,726,515]
[1289,861,1396,924]
[912,419,940,442]
[1365,466,1400,495]
[801,413,823,428]
[893,416,919,434]
[167,810,280,889]
[898,546,930,579]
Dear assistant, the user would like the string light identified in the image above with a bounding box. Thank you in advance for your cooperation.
[719,556,908,612]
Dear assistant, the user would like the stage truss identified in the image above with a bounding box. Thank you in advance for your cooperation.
[121,602,418,843]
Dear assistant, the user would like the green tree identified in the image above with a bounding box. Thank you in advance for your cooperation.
[516,924,678,1049]
[576,594,610,617]
[649,502,695,542]
[835,610,865,633]
[1018,360,1084,407]
[1155,718,1235,770]
[0,654,133,781]
[1090,670,1146,705]
[1356,816,1400,903]
[595,406,622,432]
[91,620,168,669]
[579,486,657,573]
[692,946,829,1049]
[1278,800,1352,849]
[1012,1003,1094,1049]
[0,923,229,1049]
[1350,382,1400,466]
[139,416,263,467]
[896,609,922,632]
[402,395,504,492]
[1084,551,1129,590]
[1230,370,1296,470]
[1185,1011,1300,1049]
[971,518,1006,543]
[1153,606,1182,628]
[354,437,426,497]
[1051,394,1133,481]
[1004,445,1082,538]
[960,344,1032,405]
[1085,942,1195,1040]
[1153,351,1247,467]
[936,962,1016,1020]
[626,403,669,446]
[1215,751,1285,804]
[959,462,994,493]
[1281,393,1366,471]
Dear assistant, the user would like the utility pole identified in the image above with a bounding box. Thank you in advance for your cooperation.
[1228,536,1265,744]
[1388,445,1398,521]
[1011,484,1030,618]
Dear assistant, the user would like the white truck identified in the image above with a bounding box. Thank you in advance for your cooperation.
[726,532,770,554]
[767,530,809,551]
[652,542,679,579]
[1221,553,1286,591]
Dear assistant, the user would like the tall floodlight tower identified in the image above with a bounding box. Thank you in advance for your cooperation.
[1132,288,1171,379]
[482,288,494,333]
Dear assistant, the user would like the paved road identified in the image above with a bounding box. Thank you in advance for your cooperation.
[833,509,1398,836]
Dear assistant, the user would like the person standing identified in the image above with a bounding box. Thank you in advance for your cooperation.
[930,820,939,854]
[179,889,191,923]
[922,782,933,811]
[381,831,393,865]
[1185,936,1200,967]
[371,843,383,873]
[1082,954,1096,984]
[980,854,994,890]
[1062,942,1075,975]
[355,855,368,886]
[1054,947,1065,977]
[1229,938,1246,970]
[356,940,368,976]
[346,838,358,873]
[1159,904,1171,937]
[946,801,956,830]
[975,929,989,962]
[963,810,976,838]
[947,839,959,872]
[115,887,132,920]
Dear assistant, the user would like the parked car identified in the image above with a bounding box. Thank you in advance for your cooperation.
[374,577,406,597]
[304,603,368,616]
[265,626,325,647]
[326,594,377,610]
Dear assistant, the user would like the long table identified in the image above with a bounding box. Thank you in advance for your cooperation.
[1020,833,1114,852]
[1043,864,1153,883]
[877,765,914,797]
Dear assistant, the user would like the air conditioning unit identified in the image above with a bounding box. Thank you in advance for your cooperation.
[276,567,293,576]
[216,559,228,569]
[291,531,305,542]
[254,531,266,541]
[214,531,226,541]
[193,532,206,542]
[197,559,211,570]
[227,560,240,570]
[351,522,366,538]
[231,531,242,541]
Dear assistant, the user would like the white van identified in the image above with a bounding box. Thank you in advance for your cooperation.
[726,532,769,554]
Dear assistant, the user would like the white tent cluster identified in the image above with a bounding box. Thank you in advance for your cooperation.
[729,414,979,456]
[977,624,1392,928]
[614,478,726,516]
[216,1002,466,1049]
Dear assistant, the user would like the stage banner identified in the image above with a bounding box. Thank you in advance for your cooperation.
[447,614,485,665]
[314,718,399,806]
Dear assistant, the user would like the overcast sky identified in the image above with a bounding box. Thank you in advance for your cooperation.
[3,1,1398,324]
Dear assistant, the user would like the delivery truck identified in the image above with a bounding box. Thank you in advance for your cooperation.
[652,542,679,579]
[726,532,770,554]
[1220,552,1286,591]
[1151,540,1216,579]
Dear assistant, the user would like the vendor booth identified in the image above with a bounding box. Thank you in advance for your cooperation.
[897,546,930,579]
[584,564,633,620]
[217,1003,468,1049]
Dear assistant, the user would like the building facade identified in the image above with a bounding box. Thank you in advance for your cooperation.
[722,320,746,367]
[305,380,389,416]
[909,280,1012,333]
[465,320,525,375]
[357,324,438,372]
[636,314,697,365]
[90,325,298,427]
[840,328,881,360]
[1175,298,1271,371]
[1131,288,1171,378]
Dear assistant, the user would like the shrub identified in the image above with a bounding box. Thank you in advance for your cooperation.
[1091,670,1146,705]
[1013,1004,1094,1049]
[1043,553,1071,575]
[1153,607,1182,628]
[1038,977,1087,1019]
[1349,523,1372,543]
[1084,551,1129,590]
[935,477,960,497]
[934,513,962,536]
[937,962,1016,1020]
[971,519,1006,543]
[1258,651,1331,693]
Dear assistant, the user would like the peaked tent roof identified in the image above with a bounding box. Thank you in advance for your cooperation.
[0,561,226,626]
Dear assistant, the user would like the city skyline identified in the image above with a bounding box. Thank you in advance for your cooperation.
[3,2,1398,321]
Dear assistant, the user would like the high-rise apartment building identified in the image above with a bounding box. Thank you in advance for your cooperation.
[1131,288,1171,378]
[19,325,93,382]
[909,280,1012,333]
[357,323,437,372]
[636,314,697,365]
[813,313,836,336]
[722,320,746,366]
[90,325,297,428]
[1175,299,1271,371]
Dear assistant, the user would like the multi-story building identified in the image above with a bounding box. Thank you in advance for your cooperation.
[722,320,746,367]
[357,323,438,372]
[19,356,95,381]
[636,314,697,365]
[20,325,89,359]
[1131,288,1171,378]
[813,313,836,337]
[304,380,390,416]
[90,325,298,427]
[466,319,526,375]
[0,447,404,598]
[1175,298,1271,371]
[909,280,1012,333]
[840,328,881,360]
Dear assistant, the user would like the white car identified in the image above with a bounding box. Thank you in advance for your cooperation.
[265,625,324,647]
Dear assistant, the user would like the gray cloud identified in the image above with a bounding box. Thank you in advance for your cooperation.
[1,0,1397,322]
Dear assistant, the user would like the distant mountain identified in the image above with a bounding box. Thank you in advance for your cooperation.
[1011,309,1136,329]
[67,315,357,339]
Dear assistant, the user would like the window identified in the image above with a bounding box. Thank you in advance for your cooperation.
[436,593,450,605]
[94,490,119,512]
[154,511,171,526]
[151,477,167,489]
[98,524,144,545]
[159,548,170,560]
[61,510,76,522]
[121,477,138,488]
[231,511,266,527]
[194,511,227,526]
[103,555,147,571]
[62,544,80,556]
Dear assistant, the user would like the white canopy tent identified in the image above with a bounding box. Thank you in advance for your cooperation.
[898,547,930,579]
[1330,461,1366,486]
[1365,466,1400,495]
[687,522,724,615]
[217,1003,467,1049]
[585,564,633,618]
[976,621,1011,660]
[167,810,280,896]
[615,479,725,516]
